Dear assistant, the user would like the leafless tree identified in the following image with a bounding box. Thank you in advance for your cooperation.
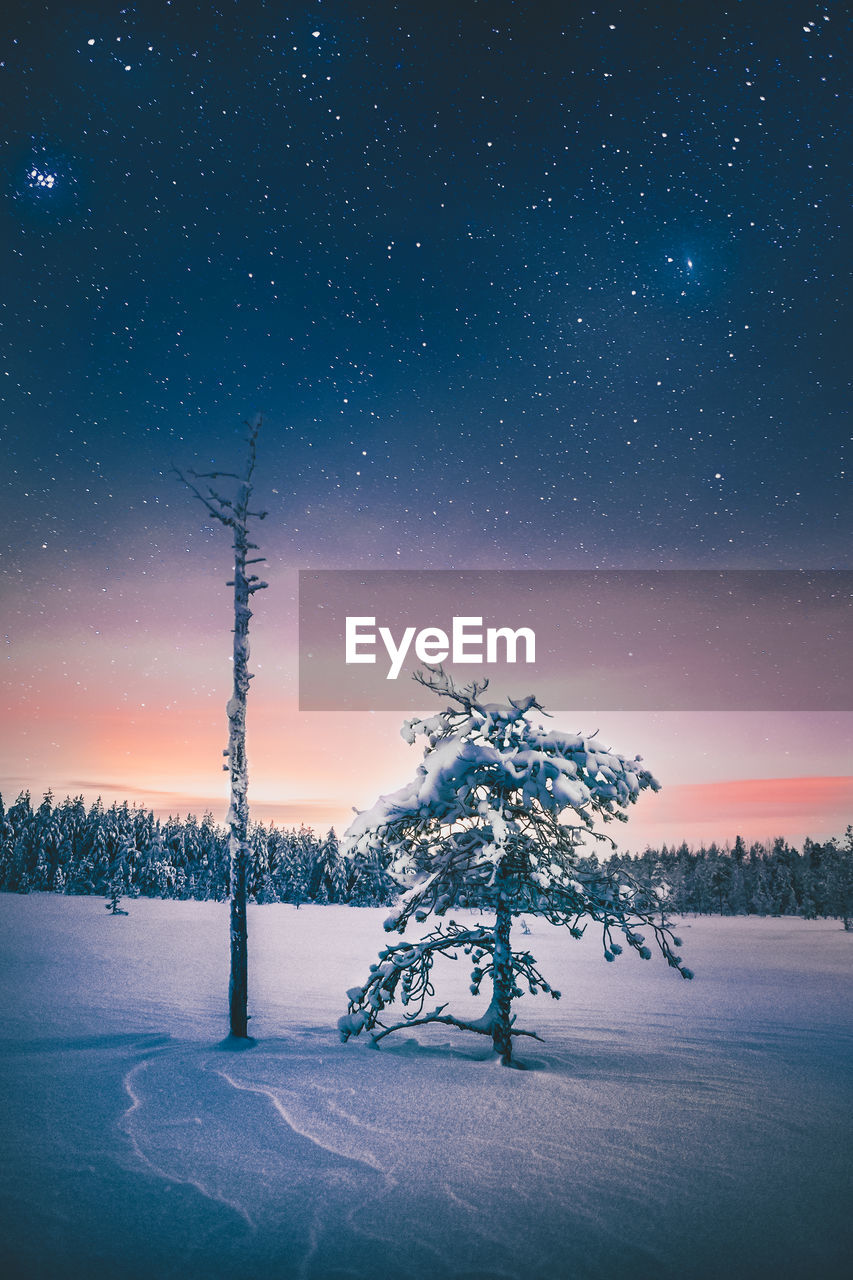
[174,417,268,1038]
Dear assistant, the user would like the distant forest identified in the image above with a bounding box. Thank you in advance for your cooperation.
[1,790,851,924]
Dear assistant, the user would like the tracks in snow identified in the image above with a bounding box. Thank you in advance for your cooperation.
[120,1057,257,1232]
[210,1064,387,1175]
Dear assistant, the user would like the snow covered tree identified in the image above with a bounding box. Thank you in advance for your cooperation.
[339,669,693,1065]
[175,416,268,1038]
[825,826,853,930]
[310,828,348,903]
[105,865,128,916]
[105,829,132,915]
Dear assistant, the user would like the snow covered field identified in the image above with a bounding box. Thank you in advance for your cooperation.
[0,896,850,1279]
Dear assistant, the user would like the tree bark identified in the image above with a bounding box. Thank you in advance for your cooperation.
[227,499,253,1038]
[491,889,514,1064]
[175,418,267,1042]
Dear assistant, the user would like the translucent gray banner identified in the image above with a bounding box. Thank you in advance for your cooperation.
[298,570,851,712]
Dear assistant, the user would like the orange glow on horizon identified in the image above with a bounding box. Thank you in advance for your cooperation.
[637,774,852,848]
[3,768,847,851]
[2,615,849,850]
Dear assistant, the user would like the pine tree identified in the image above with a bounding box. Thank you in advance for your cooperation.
[276,828,312,905]
[339,670,692,1066]
[105,829,133,915]
[105,866,128,915]
[825,827,853,930]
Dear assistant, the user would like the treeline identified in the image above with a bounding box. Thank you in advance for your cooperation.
[1,791,851,923]
[0,791,394,906]
[604,832,853,925]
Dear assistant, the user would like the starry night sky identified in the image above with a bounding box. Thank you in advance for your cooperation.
[1,1,850,845]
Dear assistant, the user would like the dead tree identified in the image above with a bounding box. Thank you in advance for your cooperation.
[175,417,268,1038]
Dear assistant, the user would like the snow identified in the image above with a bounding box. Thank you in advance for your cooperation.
[345,684,660,915]
[0,894,851,1278]
[343,681,675,978]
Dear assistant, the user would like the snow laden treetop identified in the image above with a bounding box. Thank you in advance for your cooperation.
[340,668,693,1065]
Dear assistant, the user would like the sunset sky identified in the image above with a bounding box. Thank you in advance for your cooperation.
[1,1,849,851]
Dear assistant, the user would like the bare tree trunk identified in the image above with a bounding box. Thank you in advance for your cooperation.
[227,516,252,1037]
[175,418,267,1040]
[491,890,514,1065]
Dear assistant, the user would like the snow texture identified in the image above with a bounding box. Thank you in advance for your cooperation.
[0,894,851,1279]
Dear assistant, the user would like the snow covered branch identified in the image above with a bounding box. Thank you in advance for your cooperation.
[337,919,554,1045]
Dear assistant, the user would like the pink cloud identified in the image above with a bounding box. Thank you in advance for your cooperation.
[637,775,852,847]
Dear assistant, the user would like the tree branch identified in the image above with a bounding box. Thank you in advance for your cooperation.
[171,466,237,527]
[370,1006,544,1045]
